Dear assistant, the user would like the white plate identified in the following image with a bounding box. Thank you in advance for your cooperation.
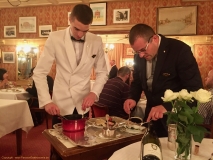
[125,125,146,134]
[0,89,7,92]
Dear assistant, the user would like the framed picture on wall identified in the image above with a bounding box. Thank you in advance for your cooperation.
[39,25,52,37]
[157,6,197,36]
[126,48,134,56]
[4,26,16,38]
[113,9,130,24]
[19,17,36,33]
[89,2,107,26]
[2,52,15,63]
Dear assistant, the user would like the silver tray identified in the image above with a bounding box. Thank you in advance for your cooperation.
[60,116,146,147]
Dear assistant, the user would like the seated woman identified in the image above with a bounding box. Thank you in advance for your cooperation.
[0,68,9,89]
[26,67,54,125]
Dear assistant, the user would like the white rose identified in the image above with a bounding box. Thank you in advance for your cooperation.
[190,89,212,103]
[179,89,192,101]
[162,89,178,102]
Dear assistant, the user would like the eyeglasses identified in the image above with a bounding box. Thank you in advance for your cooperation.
[135,35,154,54]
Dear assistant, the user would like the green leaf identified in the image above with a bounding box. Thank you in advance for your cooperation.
[179,111,194,124]
[187,125,200,135]
[192,113,204,124]
[178,114,188,124]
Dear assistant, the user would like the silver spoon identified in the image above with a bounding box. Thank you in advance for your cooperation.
[82,110,85,118]
[106,114,110,130]
[59,115,68,120]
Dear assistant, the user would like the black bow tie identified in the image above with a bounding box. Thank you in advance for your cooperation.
[71,36,85,43]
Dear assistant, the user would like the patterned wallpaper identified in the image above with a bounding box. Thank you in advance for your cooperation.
[194,44,213,86]
[0,0,213,83]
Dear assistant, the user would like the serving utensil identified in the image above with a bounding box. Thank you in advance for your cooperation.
[58,115,68,120]
[105,114,110,130]
[82,110,85,118]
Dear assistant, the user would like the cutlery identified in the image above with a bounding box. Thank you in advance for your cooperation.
[82,110,85,118]
[58,115,68,120]
[106,114,110,130]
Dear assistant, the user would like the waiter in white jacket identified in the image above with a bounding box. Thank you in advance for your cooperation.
[33,4,108,126]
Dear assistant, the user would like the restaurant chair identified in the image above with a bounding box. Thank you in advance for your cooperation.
[91,104,109,118]
[201,115,213,139]
[29,97,49,129]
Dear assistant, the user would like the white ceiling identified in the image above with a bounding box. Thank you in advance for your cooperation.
[0,0,132,9]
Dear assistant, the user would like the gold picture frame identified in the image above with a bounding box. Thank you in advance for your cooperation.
[157,6,197,36]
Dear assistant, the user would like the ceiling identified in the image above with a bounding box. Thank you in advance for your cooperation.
[0,0,131,9]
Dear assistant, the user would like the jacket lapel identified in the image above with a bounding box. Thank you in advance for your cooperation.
[64,27,77,72]
[152,35,169,91]
[73,33,91,74]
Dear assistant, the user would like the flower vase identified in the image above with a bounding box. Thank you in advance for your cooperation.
[174,133,192,160]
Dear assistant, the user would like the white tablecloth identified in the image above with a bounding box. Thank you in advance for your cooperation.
[0,99,34,138]
[0,88,30,100]
[109,138,213,160]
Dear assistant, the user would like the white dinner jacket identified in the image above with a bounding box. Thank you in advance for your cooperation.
[33,27,108,115]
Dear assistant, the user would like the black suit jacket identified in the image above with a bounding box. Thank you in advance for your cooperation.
[109,65,118,79]
[129,35,203,137]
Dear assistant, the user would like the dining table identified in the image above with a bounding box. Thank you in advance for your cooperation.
[0,87,30,100]
[0,99,34,155]
[108,137,213,160]
[42,117,146,160]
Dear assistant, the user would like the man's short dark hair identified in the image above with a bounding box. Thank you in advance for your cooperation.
[129,23,155,45]
[0,68,7,80]
[70,4,93,25]
[118,66,131,77]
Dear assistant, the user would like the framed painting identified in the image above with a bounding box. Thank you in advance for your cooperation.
[39,25,52,37]
[2,52,15,63]
[19,17,36,33]
[4,26,16,38]
[113,9,130,24]
[157,6,197,36]
[90,2,107,26]
[126,48,134,56]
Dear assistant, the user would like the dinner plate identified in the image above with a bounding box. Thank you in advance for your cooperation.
[0,89,7,92]
[124,125,146,134]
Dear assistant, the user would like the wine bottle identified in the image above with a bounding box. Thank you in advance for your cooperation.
[140,121,163,160]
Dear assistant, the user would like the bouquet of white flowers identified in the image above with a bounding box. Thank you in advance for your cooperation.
[162,89,212,160]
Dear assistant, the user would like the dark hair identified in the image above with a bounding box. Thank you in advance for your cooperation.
[129,23,155,45]
[118,66,131,77]
[0,68,7,80]
[70,4,93,25]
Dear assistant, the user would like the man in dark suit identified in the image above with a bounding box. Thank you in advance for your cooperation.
[109,60,118,79]
[123,24,203,137]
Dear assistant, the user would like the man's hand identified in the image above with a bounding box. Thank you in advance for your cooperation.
[146,105,167,122]
[82,92,97,110]
[44,102,60,115]
[123,99,136,114]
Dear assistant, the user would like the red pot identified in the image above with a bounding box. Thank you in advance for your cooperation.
[62,114,86,132]
[63,130,85,142]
